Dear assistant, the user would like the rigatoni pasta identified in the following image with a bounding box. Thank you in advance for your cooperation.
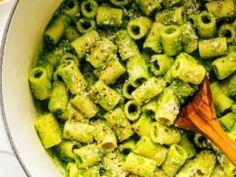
[29,0,236,176]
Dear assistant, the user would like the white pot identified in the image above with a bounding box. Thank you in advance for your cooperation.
[1,1,63,176]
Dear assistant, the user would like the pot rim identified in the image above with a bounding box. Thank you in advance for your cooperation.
[0,0,31,176]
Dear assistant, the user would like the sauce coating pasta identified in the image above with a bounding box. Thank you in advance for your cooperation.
[29,0,236,176]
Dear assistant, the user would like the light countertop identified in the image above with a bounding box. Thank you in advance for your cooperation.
[0,1,27,176]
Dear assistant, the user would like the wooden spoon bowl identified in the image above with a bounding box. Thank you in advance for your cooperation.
[176,77,236,166]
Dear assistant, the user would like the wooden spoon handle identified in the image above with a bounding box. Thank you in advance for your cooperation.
[181,102,236,167]
[207,121,236,167]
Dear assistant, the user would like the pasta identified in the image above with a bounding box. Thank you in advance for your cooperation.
[134,136,168,166]
[143,22,164,53]
[161,144,188,177]
[160,25,182,56]
[196,11,216,39]
[34,113,62,149]
[29,67,51,100]
[29,0,236,176]
[127,16,152,40]
[155,7,185,26]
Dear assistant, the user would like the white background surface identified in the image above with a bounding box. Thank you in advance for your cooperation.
[0,1,27,176]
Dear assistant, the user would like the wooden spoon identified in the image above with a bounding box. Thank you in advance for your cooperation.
[175,77,236,166]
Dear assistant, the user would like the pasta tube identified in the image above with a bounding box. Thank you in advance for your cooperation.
[199,37,227,59]
[124,153,157,177]
[210,82,233,113]
[151,122,181,145]
[176,151,216,177]
[124,100,141,121]
[71,30,100,59]
[127,55,149,86]
[63,0,79,18]
[155,89,180,126]
[87,38,117,68]
[143,22,164,53]
[35,113,62,149]
[127,16,152,40]
[95,123,117,152]
[48,81,68,114]
[219,24,236,43]
[29,67,51,100]
[90,80,121,111]
[73,144,101,168]
[99,58,126,85]
[161,144,188,177]
[56,59,87,95]
[115,30,140,60]
[196,11,216,39]
[44,15,69,45]
[81,0,98,18]
[156,7,185,26]
[104,108,133,142]
[206,0,235,19]
[134,136,168,166]
[149,54,174,76]
[76,18,96,34]
[71,93,99,119]
[219,73,236,97]
[133,114,153,136]
[212,52,236,80]
[160,25,182,57]
[63,120,95,143]
[131,77,166,105]
[172,53,206,85]
[96,6,123,27]
[181,22,198,54]
[136,0,161,16]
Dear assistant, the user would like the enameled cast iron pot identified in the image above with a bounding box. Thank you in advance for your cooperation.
[0,1,64,176]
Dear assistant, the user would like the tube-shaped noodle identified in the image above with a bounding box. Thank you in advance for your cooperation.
[131,77,166,105]
[211,82,233,113]
[136,0,161,16]
[161,144,188,177]
[115,30,140,60]
[212,52,236,80]
[219,24,236,43]
[48,81,68,114]
[56,60,87,94]
[124,100,141,121]
[104,108,133,142]
[155,89,180,126]
[156,7,185,26]
[151,122,181,145]
[199,37,227,59]
[73,144,101,168]
[127,16,152,40]
[71,93,99,119]
[90,80,121,111]
[35,113,62,149]
[96,6,123,27]
[76,18,96,34]
[81,0,98,18]
[143,22,164,53]
[71,30,100,59]
[124,153,158,177]
[149,54,174,76]
[29,67,51,100]
[134,136,168,166]
[196,11,216,39]
[160,25,182,57]
[63,120,95,143]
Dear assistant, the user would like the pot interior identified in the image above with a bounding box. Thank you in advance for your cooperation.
[1,1,63,176]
